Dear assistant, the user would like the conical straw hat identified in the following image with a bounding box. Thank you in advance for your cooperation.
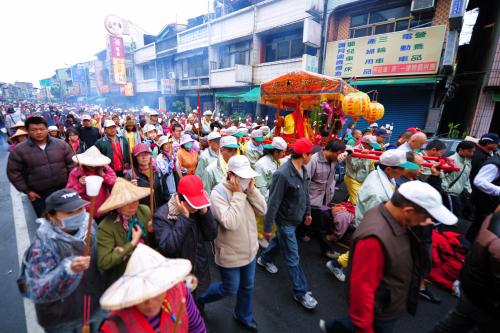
[97,178,150,213]
[100,244,192,310]
[11,121,25,129]
[10,129,28,139]
[72,146,111,167]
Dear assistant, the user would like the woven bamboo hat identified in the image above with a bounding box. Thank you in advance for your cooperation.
[72,146,111,167]
[100,244,192,310]
[11,121,25,129]
[10,129,28,139]
[98,178,150,213]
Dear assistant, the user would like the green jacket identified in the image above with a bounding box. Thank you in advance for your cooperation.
[94,135,130,171]
[96,204,151,287]
[202,159,225,193]
[441,152,472,196]
[195,148,219,180]
[345,144,374,182]
[255,154,280,201]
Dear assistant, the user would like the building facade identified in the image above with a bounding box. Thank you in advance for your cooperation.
[324,0,463,138]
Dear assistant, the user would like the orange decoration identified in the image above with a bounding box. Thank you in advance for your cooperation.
[342,92,370,120]
[363,101,385,123]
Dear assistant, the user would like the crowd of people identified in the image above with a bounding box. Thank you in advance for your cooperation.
[1,101,499,333]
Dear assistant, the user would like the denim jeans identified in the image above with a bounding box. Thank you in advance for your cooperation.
[200,258,256,324]
[260,224,308,297]
[324,317,397,333]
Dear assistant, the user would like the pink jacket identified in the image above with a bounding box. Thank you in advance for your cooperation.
[66,166,117,218]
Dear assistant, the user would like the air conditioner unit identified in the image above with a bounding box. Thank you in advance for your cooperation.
[168,72,176,80]
[411,0,435,14]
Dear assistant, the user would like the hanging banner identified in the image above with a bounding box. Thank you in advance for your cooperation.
[325,25,446,78]
[120,82,134,96]
[112,58,127,85]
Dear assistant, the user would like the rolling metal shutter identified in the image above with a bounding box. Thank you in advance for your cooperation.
[354,84,433,142]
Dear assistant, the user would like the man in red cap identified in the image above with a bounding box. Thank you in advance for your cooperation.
[257,138,319,310]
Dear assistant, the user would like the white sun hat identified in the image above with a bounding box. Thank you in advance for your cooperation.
[100,244,192,310]
[228,155,259,179]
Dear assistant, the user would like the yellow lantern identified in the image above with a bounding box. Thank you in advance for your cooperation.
[363,101,385,123]
[342,92,370,120]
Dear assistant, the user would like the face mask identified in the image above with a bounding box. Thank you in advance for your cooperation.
[239,178,251,191]
[184,142,193,150]
[60,210,87,231]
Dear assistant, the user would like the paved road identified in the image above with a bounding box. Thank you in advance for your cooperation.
[0,138,460,333]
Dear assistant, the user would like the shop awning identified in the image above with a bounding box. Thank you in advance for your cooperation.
[215,87,260,102]
[351,76,439,86]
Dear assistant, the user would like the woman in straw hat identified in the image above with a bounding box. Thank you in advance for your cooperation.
[66,146,117,221]
[96,178,153,287]
[99,244,206,333]
[8,128,28,152]
[19,189,105,332]
[120,116,142,151]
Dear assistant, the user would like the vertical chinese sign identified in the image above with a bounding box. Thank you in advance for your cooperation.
[109,35,127,84]
[325,25,447,78]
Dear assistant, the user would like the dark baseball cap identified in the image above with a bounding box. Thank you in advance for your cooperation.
[45,189,89,212]
[480,133,499,143]
[375,128,388,137]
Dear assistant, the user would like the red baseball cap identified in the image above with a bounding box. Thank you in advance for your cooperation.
[177,175,211,209]
[133,143,151,156]
[293,138,313,154]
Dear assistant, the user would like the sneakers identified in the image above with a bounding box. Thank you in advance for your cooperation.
[452,280,461,298]
[326,260,345,282]
[293,291,318,310]
[258,238,269,249]
[233,313,258,331]
[257,256,278,274]
[419,287,441,304]
[324,250,341,260]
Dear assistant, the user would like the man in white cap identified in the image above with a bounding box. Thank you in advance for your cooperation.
[95,120,130,177]
[320,181,457,333]
[148,109,164,135]
[202,136,239,192]
[326,149,420,282]
[78,114,101,151]
[200,155,266,331]
[201,110,213,136]
[195,131,221,180]
[246,129,265,169]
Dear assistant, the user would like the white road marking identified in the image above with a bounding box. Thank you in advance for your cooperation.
[11,185,43,333]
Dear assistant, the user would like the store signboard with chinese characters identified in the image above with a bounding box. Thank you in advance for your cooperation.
[325,25,446,78]
[108,35,127,84]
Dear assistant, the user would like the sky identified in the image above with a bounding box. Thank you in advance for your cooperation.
[0,0,211,86]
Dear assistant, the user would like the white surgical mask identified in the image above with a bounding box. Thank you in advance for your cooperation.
[239,178,251,191]
[60,210,87,231]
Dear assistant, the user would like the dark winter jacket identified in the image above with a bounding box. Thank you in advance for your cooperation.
[7,136,75,194]
[154,198,218,292]
[77,126,100,151]
[461,212,500,316]
[124,167,168,209]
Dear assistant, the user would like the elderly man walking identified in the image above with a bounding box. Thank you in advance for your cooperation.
[7,116,75,216]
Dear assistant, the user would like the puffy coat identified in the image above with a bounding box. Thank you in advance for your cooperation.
[154,197,218,292]
[7,136,75,194]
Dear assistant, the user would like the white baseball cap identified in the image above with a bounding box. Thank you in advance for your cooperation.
[250,129,264,142]
[103,120,116,128]
[203,110,213,116]
[143,124,157,133]
[48,125,58,132]
[264,137,287,151]
[398,181,458,225]
[207,131,221,141]
[220,136,239,149]
[380,149,419,170]
[149,110,159,116]
[82,114,91,121]
[228,155,259,179]
[184,124,193,132]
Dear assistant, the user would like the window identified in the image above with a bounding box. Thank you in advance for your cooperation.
[219,41,251,69]
[264,29,304,63]
[143,63,155,80]
[177,54,209,79]
[348,5,415,38]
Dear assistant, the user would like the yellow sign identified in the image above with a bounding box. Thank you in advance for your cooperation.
[112,58,127,84]
[325,25,446,78]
